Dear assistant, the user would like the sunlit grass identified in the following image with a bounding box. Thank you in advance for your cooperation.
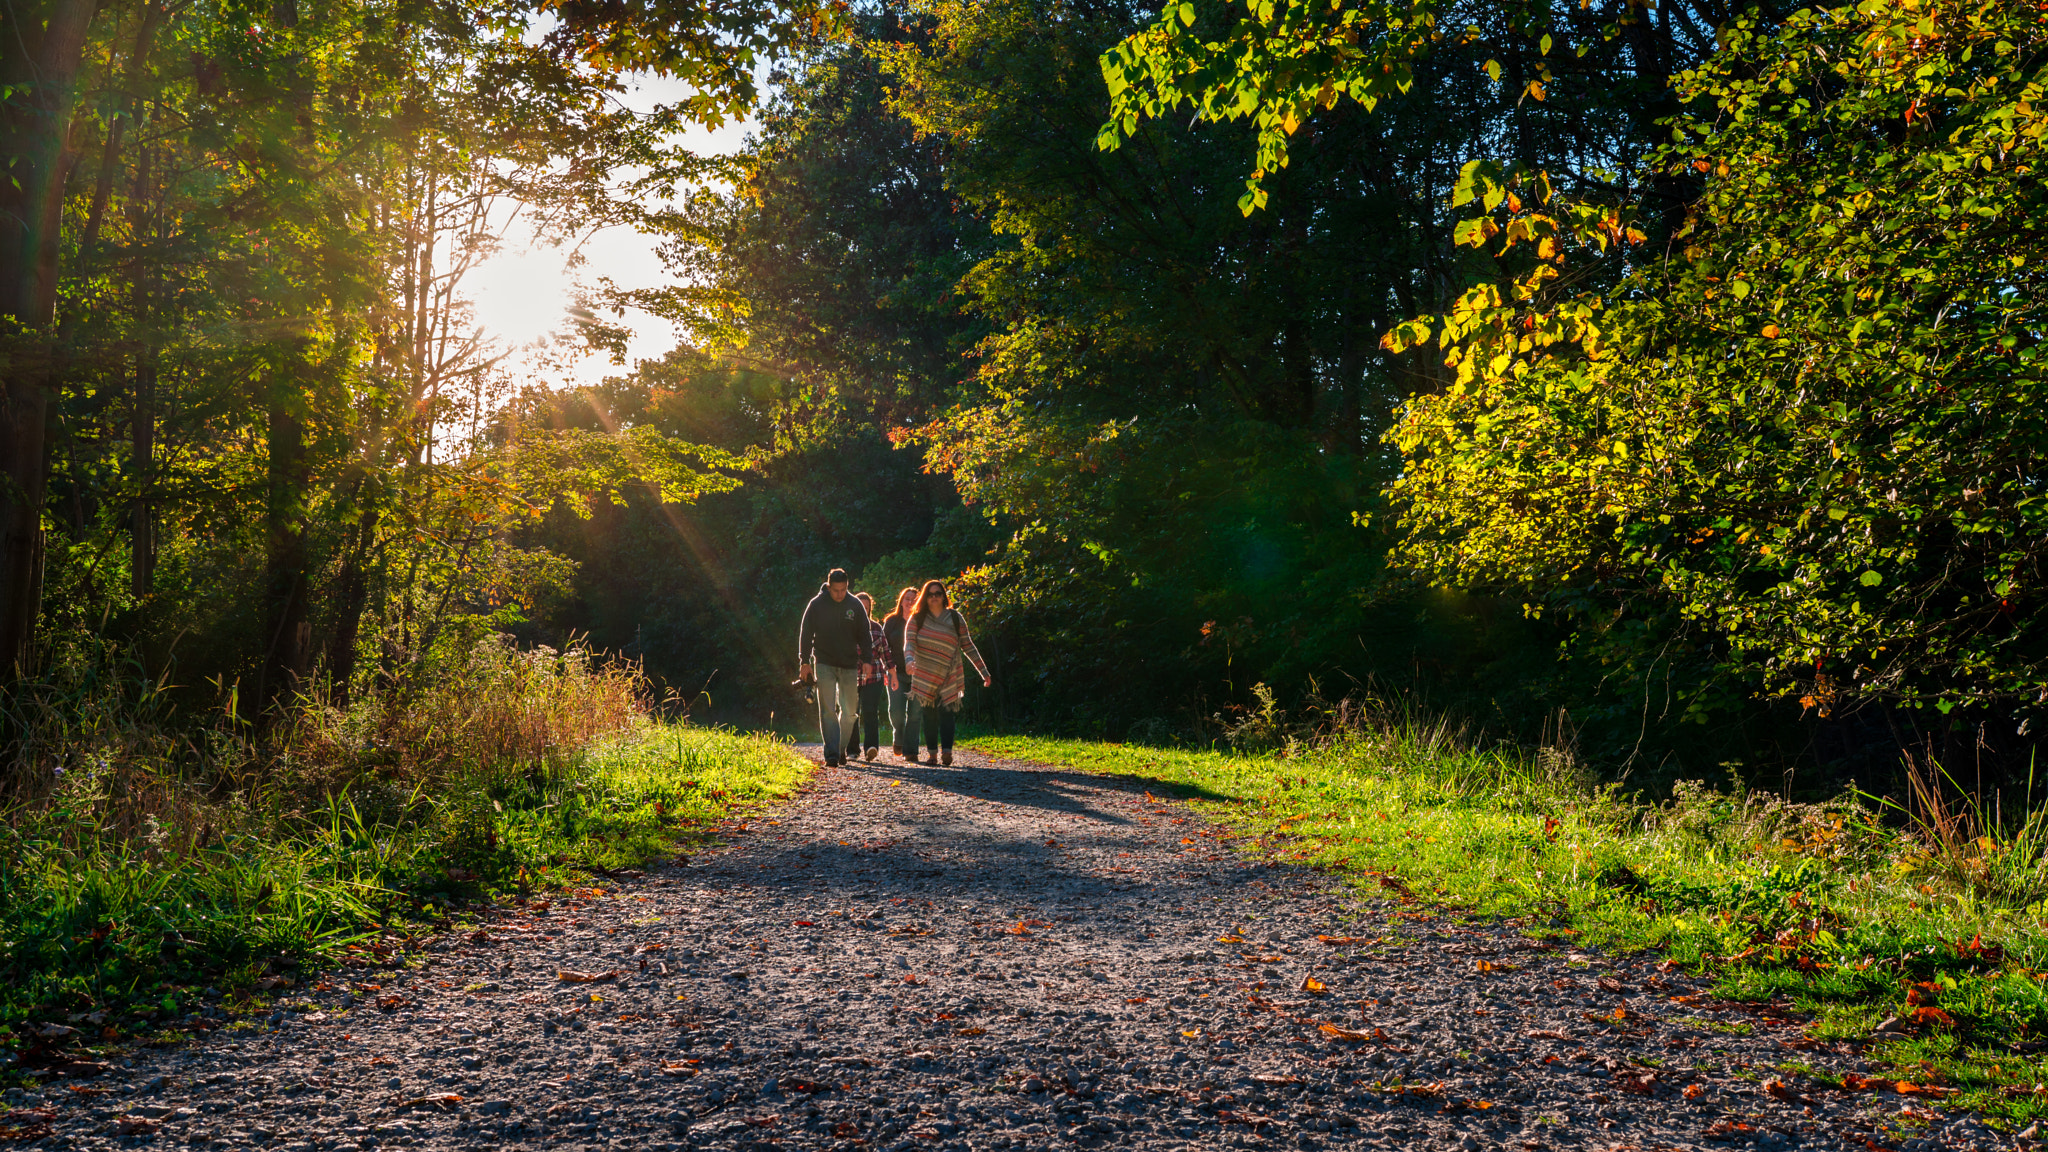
[0,721,808,1046]
[972,731,2048,1126]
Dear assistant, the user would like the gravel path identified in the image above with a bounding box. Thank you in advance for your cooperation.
[12,746,2003,1151]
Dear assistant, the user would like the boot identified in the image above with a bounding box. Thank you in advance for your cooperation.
[865,746,879,762]
[941,748,953,767]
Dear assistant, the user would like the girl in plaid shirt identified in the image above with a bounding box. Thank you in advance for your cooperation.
[843,593,891,762]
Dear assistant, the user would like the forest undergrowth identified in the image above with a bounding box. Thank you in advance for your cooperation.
[0,637,808,1068]
[973,702,2048,1126]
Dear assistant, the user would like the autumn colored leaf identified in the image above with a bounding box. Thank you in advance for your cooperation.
[1301,975,1327,993]
[1763,1079,1812,1105]
[1683,1083,1705,1100]
[1315,935,1367,945]
[557,969,621,984]
[403,1094,464,1109]
[1908,1006,1955,1029]
[1318,1022,1377,1042]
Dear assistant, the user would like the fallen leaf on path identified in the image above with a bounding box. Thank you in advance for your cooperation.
[403,1094,464,1109]
[1682,1083,1705,1099]
[1474,959,1517,973]
[955,1027,986,1036]
[1524,1029,1568,1040]
[660,1062,699,1078]
[1250,1074,1301,1086]
[1317,1023,1378,1042]
[1316,935,1369,946]
[112,1117,160,1136]
[1217,935,1244,943]
[743,1116,780,1128]
[1597,976,1626,994]
[1301,976,1326,993]
[557,970,621,984]
[1763,1079,1812,1105]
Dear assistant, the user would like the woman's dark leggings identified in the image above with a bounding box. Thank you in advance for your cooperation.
[920,704,957,751]
[845,682,884,756]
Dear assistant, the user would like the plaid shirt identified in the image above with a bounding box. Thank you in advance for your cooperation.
[858,619,891,686]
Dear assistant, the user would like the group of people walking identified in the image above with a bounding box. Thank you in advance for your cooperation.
[797,568,991,767]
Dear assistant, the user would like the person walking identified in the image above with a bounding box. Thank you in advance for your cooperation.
[906,579,990,766]
[881,587,919,760]
[798,568,874,767]
[842,591,888,763]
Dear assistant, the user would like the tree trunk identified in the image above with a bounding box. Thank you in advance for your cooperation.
[131,355,156,600]
[324,505,378,708]
[261,385,312,724]
[0,0,99,681]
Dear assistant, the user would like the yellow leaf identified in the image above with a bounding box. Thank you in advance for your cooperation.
[1302,975,1327,993]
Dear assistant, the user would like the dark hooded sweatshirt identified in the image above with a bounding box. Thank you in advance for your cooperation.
[798,584,875,670]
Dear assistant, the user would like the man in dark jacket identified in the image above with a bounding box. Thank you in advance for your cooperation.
[798,568,875,767]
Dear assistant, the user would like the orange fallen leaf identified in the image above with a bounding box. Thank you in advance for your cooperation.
[1908,1006,1955,1029]
[1316,935,1367,946]
[404,1094,464,1108]
[1682,1084,1705,1100]
[1318,1023,1377,1042]
[557,970,620,984]
[955,1027,986,1036]
[661,1062,699,1078]
[1475,959,1518,974]
[1763,1079,1811,1105]
[1301,976,1327,994]
[1217,935,1244,943]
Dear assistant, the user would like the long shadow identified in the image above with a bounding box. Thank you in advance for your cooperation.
[790,744,1233,820]
[688,750,1276,907]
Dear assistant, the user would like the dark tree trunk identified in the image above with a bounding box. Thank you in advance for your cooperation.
[0,0,98,681]
[324,506,379,708]
[261,390,311,723]
[131,355,156,600]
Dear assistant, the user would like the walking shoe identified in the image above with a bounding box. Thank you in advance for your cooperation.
[865,746,879,762]
[941,749,953,767]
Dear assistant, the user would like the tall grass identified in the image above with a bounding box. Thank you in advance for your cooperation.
[0,633,807,1047]
[973,697,2048,1126]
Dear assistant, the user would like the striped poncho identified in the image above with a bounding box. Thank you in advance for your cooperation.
[906,609,988,710]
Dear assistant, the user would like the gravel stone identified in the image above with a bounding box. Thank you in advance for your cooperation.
[26,746,1992,1150]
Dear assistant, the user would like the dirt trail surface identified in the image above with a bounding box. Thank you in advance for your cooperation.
[18,747,1999,1152]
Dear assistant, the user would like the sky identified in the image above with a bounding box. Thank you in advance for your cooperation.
[466,72,757,390]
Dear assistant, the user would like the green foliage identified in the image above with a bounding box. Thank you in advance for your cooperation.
[977,729,2048,1120]
[1384,1,2048,720]
[0,651,806,1036]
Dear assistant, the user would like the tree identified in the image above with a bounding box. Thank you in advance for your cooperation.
[1381,0,2048,722]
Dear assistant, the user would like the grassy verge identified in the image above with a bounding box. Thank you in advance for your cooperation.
[970,730,2048,1126]
[0,720,808,1073]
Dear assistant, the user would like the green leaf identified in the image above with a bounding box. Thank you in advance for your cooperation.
[1539,34,1553,56]
[1484,59,1502,83]
[1859,571,1882,587]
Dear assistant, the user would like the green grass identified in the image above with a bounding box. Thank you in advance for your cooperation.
[971,731,2048,1125]
[0,722,808,1055]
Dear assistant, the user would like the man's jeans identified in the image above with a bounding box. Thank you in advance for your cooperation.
[887,684,919,749]
[816,663,861,757]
